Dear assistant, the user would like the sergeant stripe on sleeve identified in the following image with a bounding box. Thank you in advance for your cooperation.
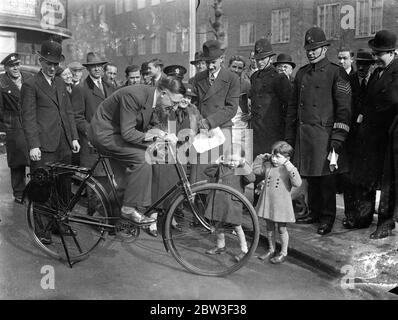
[333,122,350,132]
[336,81,352,95]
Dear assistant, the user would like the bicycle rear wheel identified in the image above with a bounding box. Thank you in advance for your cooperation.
[163,183,259,276]
[26,175,111,263]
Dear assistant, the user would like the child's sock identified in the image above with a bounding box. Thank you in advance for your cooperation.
[267,231,276,253]
[280,230,289,256]
[216,232,225,248]
[235,226,248,253]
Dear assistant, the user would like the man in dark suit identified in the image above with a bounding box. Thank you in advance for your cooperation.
[72,52,115,171]
[350,30,398,239]
[21,40,80,243]
[285,27,351,235]
[189,40,240,183]
[88,77,184,225]
[0,53,31,203]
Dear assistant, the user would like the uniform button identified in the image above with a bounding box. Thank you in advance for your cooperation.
[300,121,304,124]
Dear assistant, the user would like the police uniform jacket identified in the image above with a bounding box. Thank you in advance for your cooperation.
[21,72,79,153]
[251,65,291,157]
[71,76,115,168]
[0,71,31,167]
[285,57,351,176]
[350,59,398,189]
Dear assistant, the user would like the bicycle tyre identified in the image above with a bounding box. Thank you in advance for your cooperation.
[26,174,111,262]
[163,182,259,277]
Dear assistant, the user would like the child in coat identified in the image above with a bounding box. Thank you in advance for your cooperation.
[253,141,302,264]
[204,143,255,262]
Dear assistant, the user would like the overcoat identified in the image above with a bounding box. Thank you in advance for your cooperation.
[21,72,79,152]
[350,59,398,189]
[71,76,115,168]
[204,164,255,225]
[0,72,31,167]
[250,65,291,157]
[285,58,351,177]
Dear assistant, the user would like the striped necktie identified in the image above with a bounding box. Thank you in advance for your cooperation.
[209,72,215,86]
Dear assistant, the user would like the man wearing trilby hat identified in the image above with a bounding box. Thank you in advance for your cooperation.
[349,30,398,239]
[285,27,351,236]
[21,39,80,244]
[71,52,115,173]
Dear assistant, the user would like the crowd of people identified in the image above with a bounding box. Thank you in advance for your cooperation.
[1,25,398,264]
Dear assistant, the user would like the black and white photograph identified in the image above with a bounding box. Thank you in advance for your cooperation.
[0,0,398,305]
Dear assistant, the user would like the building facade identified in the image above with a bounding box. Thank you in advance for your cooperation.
[63,0,398,82]
[0,0,72,65]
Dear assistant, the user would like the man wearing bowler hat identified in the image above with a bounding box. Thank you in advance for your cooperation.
[349,30,398,238]
[0,53,32,204]
[341,49,376,230]
[273,53,296,82]
[21,39,80,244]
[285,27,351,235]
[188,51,207,84]
[189,39,240,184]
[71,52,116,173]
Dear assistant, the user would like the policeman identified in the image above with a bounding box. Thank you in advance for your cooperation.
[0,53,31,204]
[285,27,352,235]
[163,65,187,81]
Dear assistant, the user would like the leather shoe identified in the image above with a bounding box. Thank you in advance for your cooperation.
[270,253,286,264]
[37,232,52,245]
[257,251,276,261]
[234,251,246,262]
[121,206,156,225]
[171,223,182,232]
[147,229,158,237]
[317,224,332,235]
[370,222,395,239]
[205,246,226,255]
[295,216,318,224]
[342,218,356,229]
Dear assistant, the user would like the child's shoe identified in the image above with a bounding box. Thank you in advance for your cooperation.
[205,246,226,255]
[270,253,287,264]
[257,251,276,261]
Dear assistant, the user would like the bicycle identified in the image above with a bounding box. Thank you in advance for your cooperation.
[25,140,260,277]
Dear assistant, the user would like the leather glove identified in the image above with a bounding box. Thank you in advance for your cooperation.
[329,139,343,154]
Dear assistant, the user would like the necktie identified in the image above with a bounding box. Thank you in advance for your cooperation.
[360,78,367,92]
[97,80,105,96]
[209,73,215,86]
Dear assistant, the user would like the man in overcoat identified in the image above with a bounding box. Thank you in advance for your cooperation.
[189,39,240,183]
[351,30,398,239]
[21,40,80,243]
[0,53,31,203]
[285,27,351,235]
[71,52,115,171]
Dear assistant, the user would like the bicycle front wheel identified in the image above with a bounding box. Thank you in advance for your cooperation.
[164,183,259,276]
[26,175,111,263]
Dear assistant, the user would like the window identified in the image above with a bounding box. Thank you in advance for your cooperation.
[126,37,135,56]
[356,0,383,37]
[138,34,146,55]
[166,31,177,53]
[151,34,160,54]
[181,28,189,52]
[115,0,123,15]
[240,22,255,46]
[151,0,160,5]
[124,0,133,12]
[271,8,290,44]
[317,3,340,40]
[199,24,207,47]
[137,0,146,9]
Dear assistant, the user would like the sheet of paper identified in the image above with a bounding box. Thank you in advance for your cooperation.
[192,127,226,153]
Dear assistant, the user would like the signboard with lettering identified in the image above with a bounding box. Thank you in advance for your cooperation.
[0,0,70,37]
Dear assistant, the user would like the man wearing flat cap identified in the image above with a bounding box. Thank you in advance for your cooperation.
[189,39,240,183]
[0,53,31,204]
[21,40,80,244]
[348,30,398,239]
[285,27,351,236]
